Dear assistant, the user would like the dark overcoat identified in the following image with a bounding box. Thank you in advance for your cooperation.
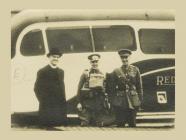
[106,65,143,110]
[34,65,67,125]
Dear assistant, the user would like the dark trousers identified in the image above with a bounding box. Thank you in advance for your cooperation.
[113,107,137,127]
[78,108,103,126]
[79,108,115,127]
[79,94,106,126]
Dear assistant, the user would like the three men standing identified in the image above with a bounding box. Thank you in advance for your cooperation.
[34,48,143,127]
[34,48,67,126]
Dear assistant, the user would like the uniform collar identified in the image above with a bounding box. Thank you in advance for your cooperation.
[90,68,99,73]
[121,65,130,71]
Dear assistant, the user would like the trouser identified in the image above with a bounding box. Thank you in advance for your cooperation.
[79,107,106,126]
[113,107,137,127]
[79,94,106,126]
[78,108,99,126]
[79,108,115,127]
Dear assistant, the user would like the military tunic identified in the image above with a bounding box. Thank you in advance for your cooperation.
[106,64,143,127]
[77,68,106,125]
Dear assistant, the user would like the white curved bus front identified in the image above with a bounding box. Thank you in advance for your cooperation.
[11,20,175,112]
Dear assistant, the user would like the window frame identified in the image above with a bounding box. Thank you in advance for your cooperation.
[15,23,48,58]
[20,29,46,56]
[46,26,94,54]
[138,28,175,54]
[92,25,137,52]
[14,21,174,59]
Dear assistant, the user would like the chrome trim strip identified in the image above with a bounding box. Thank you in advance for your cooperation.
[141,66,175,77]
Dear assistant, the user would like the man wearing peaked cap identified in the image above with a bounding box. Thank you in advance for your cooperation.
[106,48,143,127]
[118,49,132,67]
[76,53,110,126]
[34,47,67,126]
[88,54,101,61]
[87,54,101,70]
[118,49,132,56]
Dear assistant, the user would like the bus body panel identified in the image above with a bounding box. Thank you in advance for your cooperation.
[11,11,175,115]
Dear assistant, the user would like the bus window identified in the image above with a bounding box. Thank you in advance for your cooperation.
[20,29,45,56]
[139,29,175,54]
[46,27,93,53]
[92,25,136,52]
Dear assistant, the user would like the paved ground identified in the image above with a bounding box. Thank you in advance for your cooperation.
[11,111,175,131]
[12,123,174,131]
[12,126,174,131]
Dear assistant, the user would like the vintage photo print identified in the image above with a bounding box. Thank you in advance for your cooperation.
[11,9,175,131]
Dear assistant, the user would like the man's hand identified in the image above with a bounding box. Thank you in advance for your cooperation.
[77,103,82,111]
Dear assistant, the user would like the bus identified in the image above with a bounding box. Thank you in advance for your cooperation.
[11,9,175,126]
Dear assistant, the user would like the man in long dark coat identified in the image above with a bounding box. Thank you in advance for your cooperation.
[34,48,67,126]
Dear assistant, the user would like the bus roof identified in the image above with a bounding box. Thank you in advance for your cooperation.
[11,9,175,57]
[12,9,174,31]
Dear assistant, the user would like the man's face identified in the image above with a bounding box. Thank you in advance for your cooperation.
[90,60,99,69]
[120,55,130,66]
[49,55,60,66]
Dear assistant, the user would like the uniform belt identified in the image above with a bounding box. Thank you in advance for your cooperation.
[84,91,101,98]
[116,90,125,96]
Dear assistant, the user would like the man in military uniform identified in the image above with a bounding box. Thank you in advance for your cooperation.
[76,54,107,126]
[34,48,67,126]
[106,49,143,127]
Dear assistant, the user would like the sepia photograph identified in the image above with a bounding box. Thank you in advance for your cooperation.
[11,9,175,131]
